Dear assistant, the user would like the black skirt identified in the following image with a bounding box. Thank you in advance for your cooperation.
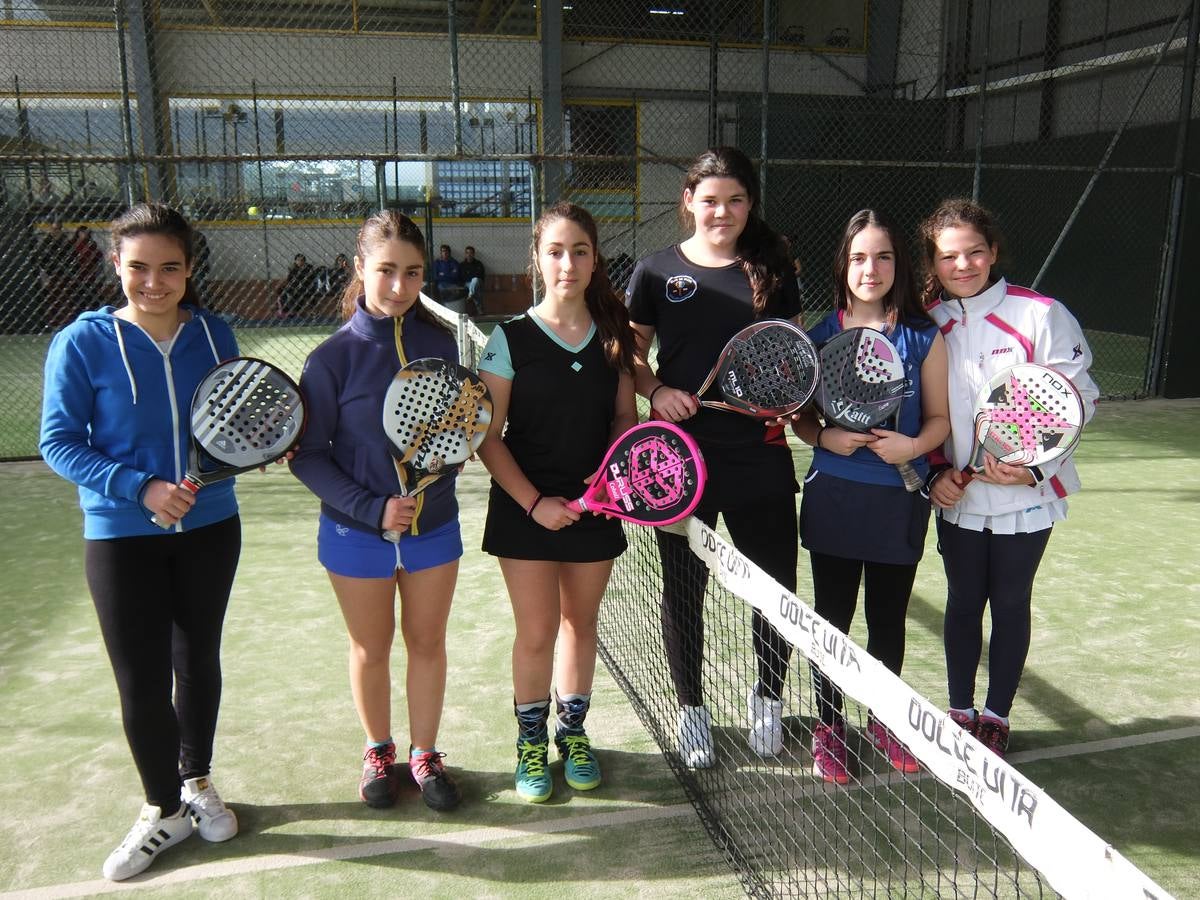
[482,482,628,562]
[799,468,931,566]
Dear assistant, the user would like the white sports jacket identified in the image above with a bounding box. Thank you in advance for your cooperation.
[927,278,1100,519]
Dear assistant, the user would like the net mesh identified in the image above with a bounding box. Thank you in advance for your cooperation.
[598,518,1164,900]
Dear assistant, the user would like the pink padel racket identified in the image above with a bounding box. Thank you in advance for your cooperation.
[567,422,706,526]
[959,363,1084,487]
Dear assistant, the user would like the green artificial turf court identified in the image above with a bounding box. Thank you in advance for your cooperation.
[0,398,1197,898]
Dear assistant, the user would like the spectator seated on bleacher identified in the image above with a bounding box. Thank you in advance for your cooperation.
[460,245,486,315]
[433,244,467,310]
[279,253,319,319]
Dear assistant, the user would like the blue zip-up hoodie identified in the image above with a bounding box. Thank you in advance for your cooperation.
[40,305,240,539]
[290,295,460,537]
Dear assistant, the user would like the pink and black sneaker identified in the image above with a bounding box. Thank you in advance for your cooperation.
[811,721,850,785]
[359,741,400,808]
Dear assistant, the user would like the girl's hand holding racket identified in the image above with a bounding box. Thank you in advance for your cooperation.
[531,496,582,531]
[819,424,878,457]
[867,427,919,467]
[971,452,1036,487]
[929,469,966,509]
[649,384,699,422]
[382,495,418,536]
[143,478,197,526]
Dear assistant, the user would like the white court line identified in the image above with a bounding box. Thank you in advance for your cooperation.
[7,725,1197,899]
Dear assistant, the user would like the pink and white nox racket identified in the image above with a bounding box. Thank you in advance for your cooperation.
[567,422,706,526]
[959,363,1084,487]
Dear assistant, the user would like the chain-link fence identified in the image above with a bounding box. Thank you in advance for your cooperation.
[2,0,1196,457]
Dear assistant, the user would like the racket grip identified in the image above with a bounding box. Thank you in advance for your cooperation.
[896,461,923,493]
[382,529,402,543]
[150,479,199,529]
[958,468,976,487]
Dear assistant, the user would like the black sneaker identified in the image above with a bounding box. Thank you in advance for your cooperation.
[359,742,400,808]
[409,748,462,812]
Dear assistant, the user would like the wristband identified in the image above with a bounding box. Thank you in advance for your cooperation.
[526,493,543,517]
[814,426,827,450]
[648,383,668,408]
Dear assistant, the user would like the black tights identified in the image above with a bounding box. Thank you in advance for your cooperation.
[808,551,917,725]
[85,516,241,810]
[657,494,797,706]
[936,518,1050,718]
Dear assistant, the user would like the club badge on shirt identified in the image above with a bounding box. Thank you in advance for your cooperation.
[666,275,698,303]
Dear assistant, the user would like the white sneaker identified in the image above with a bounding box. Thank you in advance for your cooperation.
[677,705,715,769]
[181,775,238,842]
[747,688,784,757]
[102,803,194,881]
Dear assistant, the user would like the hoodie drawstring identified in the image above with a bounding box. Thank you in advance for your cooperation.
[113,319,138,405]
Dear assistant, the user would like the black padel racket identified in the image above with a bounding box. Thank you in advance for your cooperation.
[566,422,706,526]
[153,356,306,527]
[685,319,819,418]
[959,363,1084,487]
[381,358,492,542]
[814,327,922,492]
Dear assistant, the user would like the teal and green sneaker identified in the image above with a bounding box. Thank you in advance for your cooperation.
[555,728,601,791]
[515,738,552,803]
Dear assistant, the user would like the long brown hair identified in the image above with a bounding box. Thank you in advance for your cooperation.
[341,209,451,336]
[679,147,791,318]
[109,203,202,307]
[529,202,636,374]
[833,208,931,329]
[917,198,1004,307]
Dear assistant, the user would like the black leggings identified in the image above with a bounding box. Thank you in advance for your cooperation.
[657,494,798,706]
[85,516,241,810]
[809,551,917,725]
[936,518,1050,718]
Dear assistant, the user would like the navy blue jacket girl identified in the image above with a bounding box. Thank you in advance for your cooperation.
[290,296,459,537]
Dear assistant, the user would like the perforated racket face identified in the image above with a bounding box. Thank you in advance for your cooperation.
[191,358,305,466]
[600,424,705,525]
[970,364,1083,468]
[712,320,819,417]
[815,327,908,432]
[382,358,492,485]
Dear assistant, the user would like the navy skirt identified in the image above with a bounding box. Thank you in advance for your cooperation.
[799,468,931,566]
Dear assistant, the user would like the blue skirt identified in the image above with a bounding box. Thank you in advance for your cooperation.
[799,468,931,566]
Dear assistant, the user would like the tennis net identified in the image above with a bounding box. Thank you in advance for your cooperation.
[598,517,1168,900]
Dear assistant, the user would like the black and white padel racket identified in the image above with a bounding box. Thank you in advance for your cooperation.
[678,319,819,419]
[959,363,1084,487]
[814,327,923,492]
[381,358,492,542]
[153,357,306,527]
[566,422,706,526]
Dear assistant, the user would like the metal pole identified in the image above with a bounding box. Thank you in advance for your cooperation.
[529,159,540,305]
[14,75,33,198]
[1148,0,1200,394]
[759,0,771,206]
[113,0,138,206]
[1032,3,1191,289]
[971,0,991,202]
[448,0,463,156]
[392,75,400,200]
[251,81,272,281]
[708,1,719,147]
